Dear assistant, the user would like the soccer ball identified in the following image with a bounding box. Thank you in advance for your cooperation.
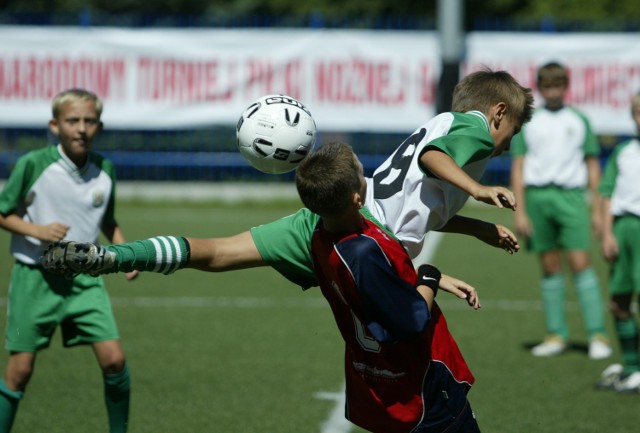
[236,94,316,174]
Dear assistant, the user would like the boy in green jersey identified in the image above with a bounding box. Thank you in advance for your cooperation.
[0,89,138,432]
[511,61,611,359]
[595,92,640,393]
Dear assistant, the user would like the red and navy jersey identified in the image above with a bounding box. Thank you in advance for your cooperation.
[311,216,474,433]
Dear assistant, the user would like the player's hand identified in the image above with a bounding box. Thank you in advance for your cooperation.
[601,233,619,263]
[439,274,481,310]
[37,222,70,242]
[474,186,516,210]
[513,210,532,238]
[125,270,140,281]
[476,223,520,254]
[42,241,116,278]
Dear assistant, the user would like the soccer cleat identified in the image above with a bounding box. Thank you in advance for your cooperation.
[594,363,623,390]
[588,335,613,360]
[531,335,566,357]
[613,371,640,394]
[42,241,116,278]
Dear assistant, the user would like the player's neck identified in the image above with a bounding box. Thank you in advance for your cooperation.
[322,212,364,234]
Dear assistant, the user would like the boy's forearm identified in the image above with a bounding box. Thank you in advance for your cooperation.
[0,213,43,239]
[437,215,490,238]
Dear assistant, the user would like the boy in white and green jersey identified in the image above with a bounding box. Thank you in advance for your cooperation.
[0,89,137,432]
[595,92,640,393]
[511,61,611,360]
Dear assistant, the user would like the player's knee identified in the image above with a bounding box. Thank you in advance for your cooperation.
[100,357,126,375]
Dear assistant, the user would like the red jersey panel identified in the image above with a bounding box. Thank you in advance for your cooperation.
[311,217,474,433]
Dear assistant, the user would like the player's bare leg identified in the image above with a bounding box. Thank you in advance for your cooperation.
[92,340,130,433]
[0,352,34,430]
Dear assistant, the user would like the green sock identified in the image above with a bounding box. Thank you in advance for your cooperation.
[574,268,606,338]
[541,273,568,340]
[0,378,23,432]
[615,318,640,374]
[106,236,190,275]
[104,364,131,433]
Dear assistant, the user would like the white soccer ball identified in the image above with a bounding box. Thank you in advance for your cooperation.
[236,94,316,174]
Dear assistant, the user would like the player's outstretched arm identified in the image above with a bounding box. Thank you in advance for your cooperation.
[42,231,267,278]
[420,150,516,209]
[438,215,520,254]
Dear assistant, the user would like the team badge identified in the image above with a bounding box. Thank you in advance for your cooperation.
[92,189,105,207]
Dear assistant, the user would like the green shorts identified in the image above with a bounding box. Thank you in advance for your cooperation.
[5,262,120,352]
[525,187,591,253]
[608,215,640,295]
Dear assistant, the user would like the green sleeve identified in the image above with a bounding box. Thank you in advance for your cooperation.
[0,156,28,215]
[250,208,320,289]
[572,108,600,157]
[424,132,494,168]
[0,148,54,215]
[510,130,527,156]
[599,141,627,197]
[94,153,117,226]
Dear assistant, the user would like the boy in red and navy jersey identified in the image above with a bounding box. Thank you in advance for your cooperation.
[298,142,481,432]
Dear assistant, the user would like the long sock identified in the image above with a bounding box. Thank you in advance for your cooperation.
[104,364,131,433]
[107,236,190,275]
[574,268,607,338]
[0,378,23,432]
[615,318,640,374]
[541,273,568,340]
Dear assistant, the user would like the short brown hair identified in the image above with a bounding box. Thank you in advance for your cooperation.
[295,142,361,218]
[452,68,534,125]
[52,88,103,119]
[537,61,568,86]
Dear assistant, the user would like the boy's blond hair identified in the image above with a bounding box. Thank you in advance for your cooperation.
[52,88,103,119]
[452,68,534,125]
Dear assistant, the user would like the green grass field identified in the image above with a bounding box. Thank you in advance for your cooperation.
[0,199,637,433]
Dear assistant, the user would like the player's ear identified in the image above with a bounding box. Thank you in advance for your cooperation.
[352,192,363,209]
[49,118,59,136]
[490,102,508,128]
[495,102,507,121]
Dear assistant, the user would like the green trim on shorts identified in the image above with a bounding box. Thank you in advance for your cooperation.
[525,186,591,253]
[5,262,120,352]
[608,215,640,295]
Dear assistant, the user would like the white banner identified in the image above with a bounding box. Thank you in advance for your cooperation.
[465,32,640,135]
[0,26,440,132]
[0,27,638,134]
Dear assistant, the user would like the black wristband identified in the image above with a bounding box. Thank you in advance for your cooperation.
[416,264,441,297]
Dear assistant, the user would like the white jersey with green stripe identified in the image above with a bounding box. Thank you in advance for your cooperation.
[0,144,116,265]
[365,111,495,258]
[511,106,599,189]
[599,138,640,217]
